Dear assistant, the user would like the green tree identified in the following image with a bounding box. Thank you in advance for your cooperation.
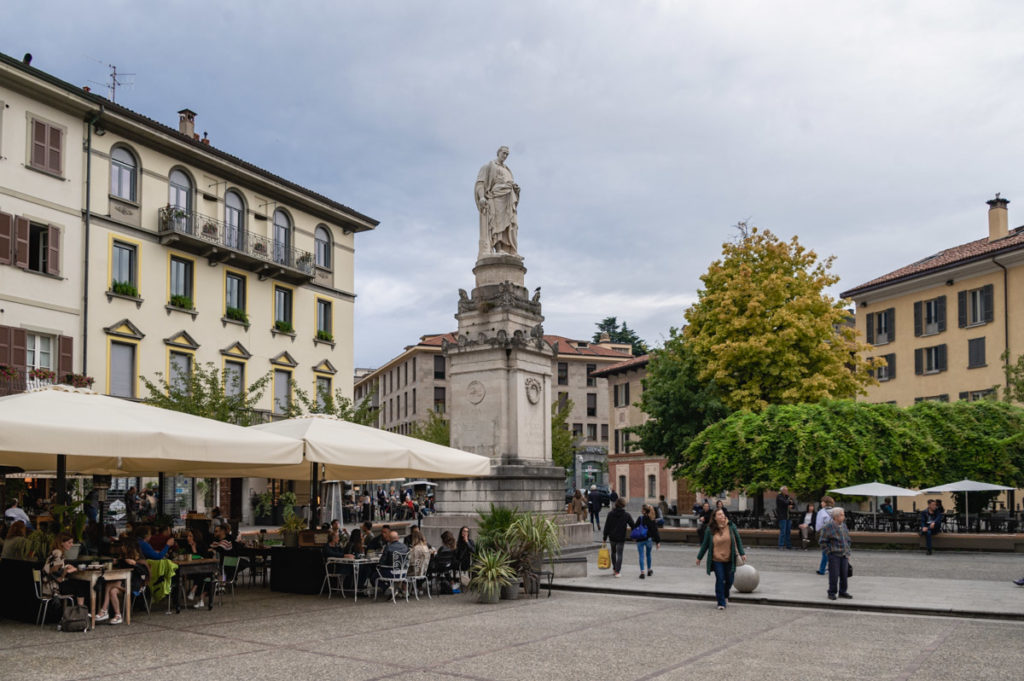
[684,225,879,412]
[593,316,648,356]
[632,327,731,461]
[408,408,451,446]
[285,381,379,425]
[141,361,273,425]
[551,398,576,471]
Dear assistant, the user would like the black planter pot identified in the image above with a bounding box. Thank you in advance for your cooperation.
[254,513,273,526]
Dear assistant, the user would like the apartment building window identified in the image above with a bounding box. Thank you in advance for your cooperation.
[412,388,416,414]
[111,240,137,291]
[273,209,291,265]
[433,387,446,414]
[224,190,244,249]
[317,299,332,338]
[224,360,245,397]
[968,337,986,368]
[614,382,631,407]
[586,423,597,441]
[273,369,291,414]
[959,389,995,402]
[557,391,568,411]
[275,286,293,330]
[586,363,597,387]
[601,424,608,441]
[914,296,946,337]
[314,226,331,269]
[959,285,994,327]
[169,351,193,392]
[572,423,583,438]
[27,222,59,275]
[914,394,949,403]
[29,118,62,175]
[412,357,417,379]
[866,308,895,345]
[434,355,445,380]
[614,429,620,454]
[914,344,947,375]
[110,147,137,201]
[168,169,192,232]
[169,256,194,306]
[109,341,136,398]
[557,362,568,385]
[586,392,597,417]
[874,353,896,382]
[225,272,246,317]
[648,474,657,499]
[316,376,332,410]
[618,475,627,496]
[26,333,52,370]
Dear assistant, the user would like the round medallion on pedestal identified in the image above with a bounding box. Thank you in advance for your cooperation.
[524,377,542,405]
[467,380,486,404]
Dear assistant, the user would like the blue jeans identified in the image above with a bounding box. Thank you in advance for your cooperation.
[637,538,653,572]
[590,508,601,529]
[711,561,733,607]
[827,553,849,596]
[920,525,940,551]
[818,549,828,574]
[778,518,792,548]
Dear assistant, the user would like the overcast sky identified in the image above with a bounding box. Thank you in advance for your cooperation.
[5,2,1024,368]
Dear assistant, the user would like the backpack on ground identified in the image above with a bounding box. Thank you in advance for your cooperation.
[59,601,90,632]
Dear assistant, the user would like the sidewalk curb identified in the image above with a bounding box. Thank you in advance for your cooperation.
[550,583,1024,622]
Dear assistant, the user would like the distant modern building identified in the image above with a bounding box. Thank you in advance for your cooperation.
[353,332,632,486]
[841,197,1023,406]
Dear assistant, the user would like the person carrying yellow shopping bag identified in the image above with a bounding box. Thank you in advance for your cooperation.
[597,543,611,570]
[601,498,634,577]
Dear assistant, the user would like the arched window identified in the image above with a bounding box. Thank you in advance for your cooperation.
[225,190,245,250]
[168,169,192,233]
[314,225,331,269]
[110,147,137,201]
[273,209,291,265]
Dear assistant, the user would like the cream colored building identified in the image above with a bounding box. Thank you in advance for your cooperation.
[841,197,1023,405]
[354,333,631,479]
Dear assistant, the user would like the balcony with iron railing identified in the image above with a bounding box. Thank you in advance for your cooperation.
[158,207,315,284]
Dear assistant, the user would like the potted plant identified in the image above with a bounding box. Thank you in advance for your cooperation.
[111,280,139,298]
[201,221,219,238]
[252,491,274,525]
[225,306,249,325]
[279,491,298,519]
[20,529,55,561]
[316,330,334,343]
[296,253,313,269]
[0,364,19,380]
[62,373,95,389]
[274,320,294,334]
[502,512,561,596]
[160,204,188,229]
[28,368,56,382]
[279,513,307,548]
[169,294,194,310]
[467,548,515,603]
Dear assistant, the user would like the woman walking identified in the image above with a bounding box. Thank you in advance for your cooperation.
[633,504,661,579]
[602,498,635,577]
[696,509,746,609]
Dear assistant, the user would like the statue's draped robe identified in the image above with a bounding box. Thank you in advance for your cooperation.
[476,160,519,256]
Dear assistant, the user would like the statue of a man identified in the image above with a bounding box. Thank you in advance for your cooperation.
[475,146,520,258]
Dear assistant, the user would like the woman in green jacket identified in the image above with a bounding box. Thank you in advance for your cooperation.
[696,509,746,609]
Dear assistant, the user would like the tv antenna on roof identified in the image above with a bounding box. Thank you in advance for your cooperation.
[84,57,134,102]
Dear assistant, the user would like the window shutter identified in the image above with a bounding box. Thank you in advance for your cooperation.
[887,353,896,379]
[914,302,922,337]
[937,344,947,372]
[958,291,967,328]
[866,312,875,344]
[914,348,923,375]
[14,216,29,269]
[936,296,946,332]
[47,126,62,174]
[46,225,60,276]
[0,325,11,365]
[31,120,47,169]
[58,335,73,376]
[959,391,969,401]
[0,212,12,265]
[624,382,630,405]
[887,308,895,341]
[983,284,994,323]
[11,328,26,368]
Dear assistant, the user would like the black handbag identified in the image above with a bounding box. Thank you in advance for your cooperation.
[847,562,853,578]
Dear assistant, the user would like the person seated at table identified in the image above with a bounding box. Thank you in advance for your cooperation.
[344,529,364,557]
[95,567,126,625]
[118,521,135,542]
[455,526,476,572]
[919,499,944,555]
[1,520,28,560]
[408,527,431,579]
[798,503,816,550]
[373,530,410,588]
[330,519,349,545]
[180,528,206,559]
[4,499,33,531]
[209,524,248,582]
[148,523,172,552]
[137,525,175,559]
[42,532,91,607]
[880,498,895,515]
[324,530,346,558]
[365,524,391,552]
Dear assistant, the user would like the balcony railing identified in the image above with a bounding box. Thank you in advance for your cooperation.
[158,207,315,281]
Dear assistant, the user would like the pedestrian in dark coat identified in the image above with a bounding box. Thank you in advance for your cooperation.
[602,498,634,577]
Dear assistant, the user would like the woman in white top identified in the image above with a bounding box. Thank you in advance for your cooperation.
[798,503,816,550]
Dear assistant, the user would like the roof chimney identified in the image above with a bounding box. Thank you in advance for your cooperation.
[987,193,1009,242]
[177,108,197,138]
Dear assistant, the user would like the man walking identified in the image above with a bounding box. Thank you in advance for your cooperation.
[819,507,852,600]
[776,486,795,550]
[588,485,603,530]
[602,498,634,578]
[919,499,944,555]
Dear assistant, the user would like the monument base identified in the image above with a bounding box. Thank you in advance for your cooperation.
[433,460,564,515]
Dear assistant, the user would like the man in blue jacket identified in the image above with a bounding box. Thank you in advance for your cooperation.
[919,499,943,555]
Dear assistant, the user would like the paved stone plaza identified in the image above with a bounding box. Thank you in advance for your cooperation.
[1,546,1022,681]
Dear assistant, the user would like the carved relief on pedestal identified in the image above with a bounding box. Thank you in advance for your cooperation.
[467,380,486,405]
[524,377,542,405]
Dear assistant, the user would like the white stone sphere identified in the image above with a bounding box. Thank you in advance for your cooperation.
[733,563,759,593]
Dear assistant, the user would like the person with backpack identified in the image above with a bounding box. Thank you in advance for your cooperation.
[602,498,635,578]
[696,509,747,609]
[631,504,661,579]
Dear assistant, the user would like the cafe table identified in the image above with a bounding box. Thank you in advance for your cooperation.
[332,556,380,603]
[70,564,132,630]
[171,557,219,613]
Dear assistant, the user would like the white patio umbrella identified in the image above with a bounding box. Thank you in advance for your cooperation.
[251,414,492,480]
[920,479,1014,532]
[0,385,304,476]
[828,481,920,528]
